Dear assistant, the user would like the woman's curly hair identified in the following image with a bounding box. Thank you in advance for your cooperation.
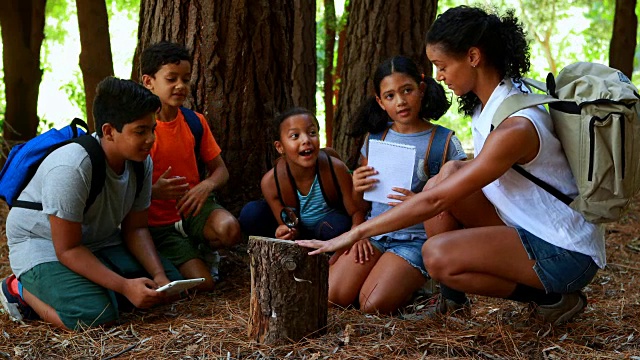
[426,6,530,116]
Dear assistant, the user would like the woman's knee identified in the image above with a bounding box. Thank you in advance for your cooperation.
[422,236,451,281]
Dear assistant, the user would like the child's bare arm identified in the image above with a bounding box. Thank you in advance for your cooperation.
[177,155,228,217]
[332,158,365,227]
[352,155,373,213]
[261,170,297,240]
[50,215,164,308]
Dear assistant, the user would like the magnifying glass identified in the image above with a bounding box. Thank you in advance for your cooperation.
[280,207,299,228]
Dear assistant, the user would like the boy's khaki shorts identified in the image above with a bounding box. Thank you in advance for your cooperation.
[150,195,225,267]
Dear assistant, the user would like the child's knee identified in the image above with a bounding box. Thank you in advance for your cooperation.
[206,213,241,245]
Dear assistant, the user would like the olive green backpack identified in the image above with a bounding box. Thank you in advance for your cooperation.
[493,62,640,223]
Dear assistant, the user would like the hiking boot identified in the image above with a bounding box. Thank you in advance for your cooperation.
[534,291,587,325]
[1,275,38,322]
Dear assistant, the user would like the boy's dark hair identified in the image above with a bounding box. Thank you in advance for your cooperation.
[349,55,450,137]
[93,77,161,136]
[140,41,192,76]
[426,6,530,116]
[273,107,320,141]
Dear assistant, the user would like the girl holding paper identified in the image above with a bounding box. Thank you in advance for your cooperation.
[326,55,467,314]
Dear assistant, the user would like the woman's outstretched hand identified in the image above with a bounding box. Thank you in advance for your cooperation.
[296,230,360,255]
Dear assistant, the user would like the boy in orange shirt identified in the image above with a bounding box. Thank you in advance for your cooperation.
[141,42,241,292]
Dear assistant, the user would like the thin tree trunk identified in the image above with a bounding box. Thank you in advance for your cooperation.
[323,0,336,147]
[333,0,437,168]
[132,0,294,214]
[0,0,46,143]
[292,0,317,112]
[609,0,637,79]
[332,1,349,124]
[76,0,115,132]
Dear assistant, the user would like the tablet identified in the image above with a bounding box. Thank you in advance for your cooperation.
[156,278,205,295]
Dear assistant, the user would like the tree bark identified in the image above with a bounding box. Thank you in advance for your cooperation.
[76,0,115,132]
[323,0,336,147]
[0,0,46,143]
[609,0,637,79]
[332,0,438,168]
[332,1,349,137]
[292,0,317,112]
[247,236,329,344]
[132,0,294,214]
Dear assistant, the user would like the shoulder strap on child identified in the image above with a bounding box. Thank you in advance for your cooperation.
[274,157,300,214]
[131,160,145,199]
[13,134,106,213]
[316,149,344,211]
[180,106,206,179]
[423,125,455,178]
[365,124,392,158]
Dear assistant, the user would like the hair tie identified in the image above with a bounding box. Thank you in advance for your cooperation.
[421,73,425,80]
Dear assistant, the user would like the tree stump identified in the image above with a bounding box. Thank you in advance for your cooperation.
[247,236,329,344]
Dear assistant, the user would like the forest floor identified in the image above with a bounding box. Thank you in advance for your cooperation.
[0,199,639,360]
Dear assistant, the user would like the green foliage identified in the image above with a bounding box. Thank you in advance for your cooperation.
[44,0,72,46]
[60,70,87,120]
[108,0,141,21]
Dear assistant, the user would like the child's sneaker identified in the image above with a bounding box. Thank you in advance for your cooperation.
[401,294,471,320]
[534,291,587,325]
[0,274,38,322]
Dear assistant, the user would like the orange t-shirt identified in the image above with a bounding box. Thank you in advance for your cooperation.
[148,109,221,226]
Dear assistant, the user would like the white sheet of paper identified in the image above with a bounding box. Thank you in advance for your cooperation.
[363,140,415,204]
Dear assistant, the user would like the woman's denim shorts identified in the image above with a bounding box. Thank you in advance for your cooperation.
[517,227,599,293]
[369,236,429,278]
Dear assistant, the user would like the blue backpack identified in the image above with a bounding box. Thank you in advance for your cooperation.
[0,118,144,213]
[180,106,206,180]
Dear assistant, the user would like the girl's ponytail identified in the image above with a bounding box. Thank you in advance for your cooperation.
[420,77,450,121]
[349,96,389,137]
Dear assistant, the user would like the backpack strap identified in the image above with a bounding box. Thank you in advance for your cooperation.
[423,125,454,178]
[180,107,206,180]
[365,125,391,158]
[131,160,145,199]
[75,135,107,212]
[274,157,300,214]
[491,94,573,206]
[316,149,344,211]
[14,135,106,213]
[492,93,562,130]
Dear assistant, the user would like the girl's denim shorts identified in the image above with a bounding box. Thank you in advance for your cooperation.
[369,236,429,278]
[516,227,599,293]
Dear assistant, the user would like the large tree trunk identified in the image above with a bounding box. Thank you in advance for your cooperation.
[0,0,46,143]
[332,0,438,169]
[609,0,637,79]
[132,0,294,214]
[76,0,115,132]
[292,0,316,112]
[248,236,329,345]
[323,0,336,147]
